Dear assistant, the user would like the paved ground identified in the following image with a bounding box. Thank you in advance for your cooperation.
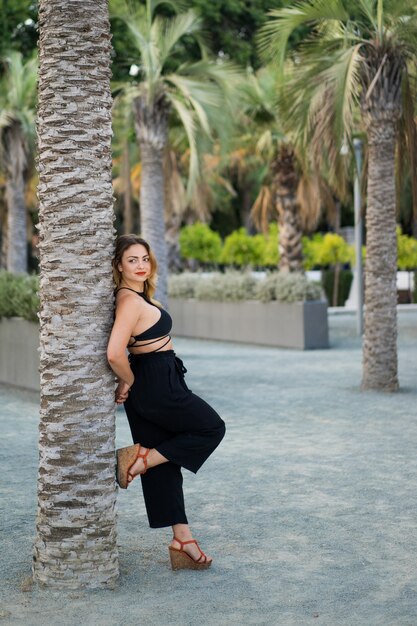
[1,310,417,626]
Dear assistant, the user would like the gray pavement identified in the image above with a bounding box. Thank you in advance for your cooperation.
[1,310,417,626]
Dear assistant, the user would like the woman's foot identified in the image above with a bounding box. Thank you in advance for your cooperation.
[169,537,213,566]
[127,446,150,482]
[127,447,169,482]
[116,443,145,489]
[169,524,213,569]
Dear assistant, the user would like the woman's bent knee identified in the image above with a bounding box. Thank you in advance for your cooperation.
[216,419,226,445]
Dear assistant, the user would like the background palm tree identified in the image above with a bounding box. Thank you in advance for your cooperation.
[259,0,417,391]
[111,0,240,306]
[33,0,118,588]
[243,66,336,272]
[0,50,37,273]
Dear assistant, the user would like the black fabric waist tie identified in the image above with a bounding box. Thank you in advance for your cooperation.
[174,355,187,378]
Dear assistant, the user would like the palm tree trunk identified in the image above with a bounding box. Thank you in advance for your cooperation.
[134,94,170,308]
[278,196,303,273]
[362,121,399,390]
[34,0,118,588]
[3,122,28,273]
[274,145,304,273]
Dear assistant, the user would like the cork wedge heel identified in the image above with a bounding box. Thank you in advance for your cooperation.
[116,443,149,489]
[168,537,212,570]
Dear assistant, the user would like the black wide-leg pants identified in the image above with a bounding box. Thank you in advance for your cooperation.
[123,350,226,528]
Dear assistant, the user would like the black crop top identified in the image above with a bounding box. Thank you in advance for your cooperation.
[115,287,172,351]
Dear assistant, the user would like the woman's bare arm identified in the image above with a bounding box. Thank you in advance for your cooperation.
[107,296,141,387]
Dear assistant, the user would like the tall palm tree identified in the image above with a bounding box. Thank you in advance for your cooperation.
[33,0,118,588]
[243,66,337,272]
[0,51,37,273]
[259,0,417,391]
[111,0,240,307]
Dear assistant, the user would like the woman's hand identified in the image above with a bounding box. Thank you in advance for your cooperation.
[115,380,133,404]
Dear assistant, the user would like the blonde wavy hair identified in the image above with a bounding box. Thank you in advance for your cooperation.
[112,234,158,302]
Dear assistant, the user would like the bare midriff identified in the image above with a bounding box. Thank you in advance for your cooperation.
[127,336,173,355]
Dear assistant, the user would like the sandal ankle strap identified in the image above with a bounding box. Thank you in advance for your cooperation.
[172,537,197,548]
[137,447,150,474]
[171,537,207,563]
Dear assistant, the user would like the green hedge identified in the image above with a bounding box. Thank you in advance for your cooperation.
[180,223,417,271]
[179,223,222,264]
[397,227,417,270]
[0,271,39,322]
[180,222,279,268]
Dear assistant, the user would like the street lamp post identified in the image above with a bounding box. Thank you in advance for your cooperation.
[353,138,363,335]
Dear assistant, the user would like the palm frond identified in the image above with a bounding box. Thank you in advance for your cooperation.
[257,0,348,66]
[251,185,274,233]
[167,93,199,197]
[255,130,274,160]
[399,73,417,225]
[148,0,186,21]
[238,66,279,124]
[377,0,383,36]
[179,60,243,101]
[0,51,37,160]
[111,0,160,87]
[391,13,417,60]
[156,11,203,68]
[0,51,38,111]
[164,148,187,219]
[0,110,16,132]
[322,44,363,145]
[355,0,377,29]
[296,174,322,232]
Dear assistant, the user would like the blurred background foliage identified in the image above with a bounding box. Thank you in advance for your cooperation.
[2,0,417,301]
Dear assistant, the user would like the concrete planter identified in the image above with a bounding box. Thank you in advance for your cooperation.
[169,298,329,350]
[0,300,328,390]
[0,318,39,391]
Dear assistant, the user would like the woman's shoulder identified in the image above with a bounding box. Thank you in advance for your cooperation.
[115,288,145,311]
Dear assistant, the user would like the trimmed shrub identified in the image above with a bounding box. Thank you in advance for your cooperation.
[179,222,222,264]
[220,228,264,267]
[260,223,279,267]
[302,233,324,270]
[0,271,39,322]
[194,271,258,301]
[302,232,354,269]
[169,270,323,303]
[256,272,322,303]
[397,227,417,270]
[167,272,201,298]
[317,233,354,267]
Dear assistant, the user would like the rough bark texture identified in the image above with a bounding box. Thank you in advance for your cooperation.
[34,0,118,588]
[277,200,303,272]
[361,49,402,391]
[273,146,303,273]
[362,120,399,391]
[134,92,169,308]
[3,121,28,273]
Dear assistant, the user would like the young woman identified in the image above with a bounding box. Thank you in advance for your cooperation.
[107,234,225,570]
